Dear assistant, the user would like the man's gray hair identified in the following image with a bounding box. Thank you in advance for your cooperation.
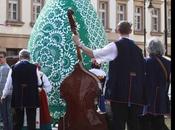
[146,37,165,56]
[19,49,30,59]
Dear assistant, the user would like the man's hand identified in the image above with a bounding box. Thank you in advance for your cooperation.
[38,87,42,92]
[72,34,81,46]
[0,96,6,103]
[72,34,94,57]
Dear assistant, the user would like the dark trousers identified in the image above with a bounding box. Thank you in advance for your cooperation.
[0,95,13,130]
[139,114,169,130]
[12,107,36,130]
[110,102,141,130]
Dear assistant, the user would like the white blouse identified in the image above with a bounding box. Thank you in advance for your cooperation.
[39,71,52,93]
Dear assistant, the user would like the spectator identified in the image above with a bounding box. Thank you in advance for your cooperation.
[0,51,12,130]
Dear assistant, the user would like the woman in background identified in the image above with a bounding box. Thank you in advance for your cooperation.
[35,63,53,130]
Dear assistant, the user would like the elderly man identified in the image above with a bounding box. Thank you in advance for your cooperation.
[0,51,12,130]
[1,49,41,130]
[139,38,171,130]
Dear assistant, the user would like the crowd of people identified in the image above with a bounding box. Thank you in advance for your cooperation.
[0,20,171,130]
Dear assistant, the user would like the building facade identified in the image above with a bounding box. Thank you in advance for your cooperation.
[0,0,45,55]
[0,0,171,56]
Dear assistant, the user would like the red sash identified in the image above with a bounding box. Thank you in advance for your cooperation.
[39,89,51,124]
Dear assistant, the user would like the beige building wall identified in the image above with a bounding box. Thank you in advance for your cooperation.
[0,0,171,56]
[0,0,32,50]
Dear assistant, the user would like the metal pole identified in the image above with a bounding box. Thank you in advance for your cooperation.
[164,0,168,56]
[143,0,146,57]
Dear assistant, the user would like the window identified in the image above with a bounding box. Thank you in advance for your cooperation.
[31,0,44,23]
[6,49,20,66]
[6,48,20,56]
[151,8,160,32]
[98,1,109,28]
[167,9,171,36]
[7,0,19,21]
[134,6,143,32]
[6,0,24,26]
[117,4,127,24]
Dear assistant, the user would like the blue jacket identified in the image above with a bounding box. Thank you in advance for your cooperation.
[144,56,171,115]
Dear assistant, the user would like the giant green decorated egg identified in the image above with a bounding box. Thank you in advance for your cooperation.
[28,0,108,122]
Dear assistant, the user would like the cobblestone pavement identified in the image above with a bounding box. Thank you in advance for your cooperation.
[0,117,171,130]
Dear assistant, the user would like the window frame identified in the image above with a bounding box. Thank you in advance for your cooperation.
[6,0,24,26]
[167,8,171,37]
[134,6,144,33]
[30,0,45,27]
[99,1,108,28]
[98,0,111,31]
[116,3,127,24]
[7,0,18,21]
[151,8,161,33]
[6,48,21,56]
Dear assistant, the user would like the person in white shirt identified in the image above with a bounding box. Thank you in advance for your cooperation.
[35,63,52,94]
[73,21,145,130]
[35,63,52,130]
[89,59,106,112]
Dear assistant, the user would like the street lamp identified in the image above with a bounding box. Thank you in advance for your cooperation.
[164,0,168,56]
[143,0,154,57]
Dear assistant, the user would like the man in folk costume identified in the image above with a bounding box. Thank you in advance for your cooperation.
[139,38,171,130]
[73,21,145,130]
[1,49,42,130]
[35,63,52,130]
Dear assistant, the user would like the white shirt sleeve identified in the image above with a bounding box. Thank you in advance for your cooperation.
[42,73,52,93]
[37,68,42,86]
[92,42,118,64]
[89,68,106,77]
[2,69,13,98]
